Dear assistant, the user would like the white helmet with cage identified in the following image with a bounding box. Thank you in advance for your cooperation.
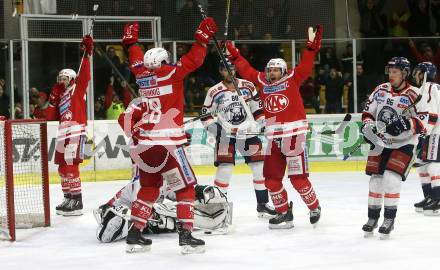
[266,58,287,76]
[143,47,171,70]
[58,69,77,83]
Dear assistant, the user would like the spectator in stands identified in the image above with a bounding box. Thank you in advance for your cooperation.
[324,68,344,114]
[320,47,341,75]
[348,63,372,112]
[33,91,48,119]
[0,83,10,119]
[409,40,440,76]
[389,4,411,56]
[14,102,23,119]
[341,44,354,80]
[184,75,205,112]
[357,0,387,73]
[407,0,433,37]
[103,76,133,120]
[94,95,106,120]
[300,77,320,114]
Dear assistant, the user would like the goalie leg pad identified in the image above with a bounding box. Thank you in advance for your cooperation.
[194,202,233,232]
[265,179,289,213]
[176,186,196,230]
[96,206,129,243]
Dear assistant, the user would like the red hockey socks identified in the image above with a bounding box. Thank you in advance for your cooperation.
[290,177,319,210]
[175,186,196,231]
[131,187,160,230]
[265,178,289,213]
[58,164,81,196]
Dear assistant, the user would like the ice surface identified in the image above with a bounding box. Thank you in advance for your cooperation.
[1,172,440,270]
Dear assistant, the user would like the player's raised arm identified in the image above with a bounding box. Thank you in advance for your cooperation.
[225,41,259,84]
[75,35,93,98]
[293,25,322,85]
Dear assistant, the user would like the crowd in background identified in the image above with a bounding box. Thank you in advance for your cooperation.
[1,0,440,119]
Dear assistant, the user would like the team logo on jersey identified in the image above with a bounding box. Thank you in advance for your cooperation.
[131,60,144,69]
[377,105,398,124]
[137,75,158,88]
[264,94,289,113]
[225,102,247,125]
[62,110,73,121]
[373,91,386,102]
[262,82,288,94]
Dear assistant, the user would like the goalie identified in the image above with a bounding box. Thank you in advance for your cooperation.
[93,174,232,243]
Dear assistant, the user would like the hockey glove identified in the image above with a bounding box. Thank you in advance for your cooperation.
[386,116,411,136]
[306,25,323,52]
[194,17,218,45]
[80,35,93,56]
[122,22,139,47]
[361,121,378,145]
[224,41,240,61]
[48,83,65,106]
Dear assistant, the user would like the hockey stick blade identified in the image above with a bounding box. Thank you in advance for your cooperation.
[320,113,352,135]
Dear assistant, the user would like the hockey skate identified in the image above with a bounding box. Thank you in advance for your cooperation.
[423,200,440,216]
[269,202,294,229]
[362,218,378,238]
[126,226,152,253]
[257,203,277,218]
[378,218,394,240]
[62,195,83,216]
[178,223,205,255]
[55,194,71,215]
[414,197,432,213]
[309,206,321,228]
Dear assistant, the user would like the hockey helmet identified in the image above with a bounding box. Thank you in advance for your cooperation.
[266,58,287,75]
[58,69,77,83]
[143,47,170,70]
[413,62,437,82]
[385,57,411,79]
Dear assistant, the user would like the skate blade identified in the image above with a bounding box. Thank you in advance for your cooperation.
[423,210,440,216]
[126,244,151,253]
[312,221,320,229]
[257,212,276,219]
[180,245,205,255]
[415,207,423,213]
[379,233,390,240]
[363,231,374,238]
[269,221,294,230]
[62,210,83,216]
[56,210,65,215]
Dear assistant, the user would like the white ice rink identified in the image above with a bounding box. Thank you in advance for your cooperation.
[1,171,440,270]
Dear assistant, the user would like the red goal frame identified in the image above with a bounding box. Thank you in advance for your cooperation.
[2,119,50,241]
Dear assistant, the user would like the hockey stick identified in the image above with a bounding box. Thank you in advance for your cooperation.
[94,45,139,98]
[343,73,427,161]
[320,113,352,135]
[224,0,231,42]
[77,4,99,76]
[196,3,255,123]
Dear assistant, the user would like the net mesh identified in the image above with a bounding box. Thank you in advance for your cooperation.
[0,121,46,240]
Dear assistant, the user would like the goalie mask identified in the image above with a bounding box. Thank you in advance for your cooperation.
[57,69,76,86]
[144,47,171,70]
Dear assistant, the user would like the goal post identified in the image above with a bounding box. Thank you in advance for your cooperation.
[0,119,50,241]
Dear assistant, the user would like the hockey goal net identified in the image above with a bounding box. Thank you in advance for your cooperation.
[0,119,50,241]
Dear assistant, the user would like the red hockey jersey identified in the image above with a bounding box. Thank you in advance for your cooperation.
[46,58,91,141]
[118,42,207,145]
[233,49,316,139]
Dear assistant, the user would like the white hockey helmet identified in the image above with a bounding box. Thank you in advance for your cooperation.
[143,47,170,70]
[58,69,77,83]
[266,58,287,75]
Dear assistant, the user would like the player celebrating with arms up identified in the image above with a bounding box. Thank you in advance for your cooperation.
[46,35,93,216]
[119,17,217,254]
[224,26,323,229]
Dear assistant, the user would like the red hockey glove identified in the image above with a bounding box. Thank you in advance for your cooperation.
[194,17,217,44]
[48,83,65,106]
[224,41,240,60]
[122,22,139,47]
[306,25,323,52]
[80,35,93,56]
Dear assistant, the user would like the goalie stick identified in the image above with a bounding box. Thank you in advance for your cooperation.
[343,73,427,161]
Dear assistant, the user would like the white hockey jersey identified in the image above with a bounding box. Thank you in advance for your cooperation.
[362,82,428,148]
[200,78,264,136]
[419,82,440,160]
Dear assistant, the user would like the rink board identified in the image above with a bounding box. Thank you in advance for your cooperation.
[8,114,367,182]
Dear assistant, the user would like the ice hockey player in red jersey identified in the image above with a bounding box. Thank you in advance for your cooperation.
[118,17,217,254]
[46,35,93,216]
[224,26,323,229]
